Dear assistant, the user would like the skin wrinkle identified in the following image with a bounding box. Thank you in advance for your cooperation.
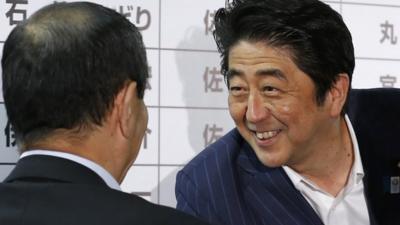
[228,40,352,196]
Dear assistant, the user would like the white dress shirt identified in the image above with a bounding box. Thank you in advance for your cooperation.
[20,150,121,191]
[283,115,370,225]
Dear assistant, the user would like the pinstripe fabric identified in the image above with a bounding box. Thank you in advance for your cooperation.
[176,89,400,225]
[176,129,323,225]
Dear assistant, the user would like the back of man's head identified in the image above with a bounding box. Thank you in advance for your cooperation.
[1,2,148,150]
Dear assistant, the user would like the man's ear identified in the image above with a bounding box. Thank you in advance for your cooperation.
[117,81,138,139]
[327,73,349,117]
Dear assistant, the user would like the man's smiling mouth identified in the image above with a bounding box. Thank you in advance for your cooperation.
[253,130,281,140]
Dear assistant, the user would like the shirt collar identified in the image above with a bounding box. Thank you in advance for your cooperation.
[283,114,365,189]
[20,150,121,191]
[344,114,365,185]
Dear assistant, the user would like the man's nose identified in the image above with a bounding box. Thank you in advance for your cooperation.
[246,93,269,123]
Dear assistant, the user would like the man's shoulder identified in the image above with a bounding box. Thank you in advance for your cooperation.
[350,88,400,96]
[349,88,400,110]
[0,182,208,225]
[180,128,244,174]
[348,88,400,125]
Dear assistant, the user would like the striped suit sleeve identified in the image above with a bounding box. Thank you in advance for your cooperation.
[175,170,222,225]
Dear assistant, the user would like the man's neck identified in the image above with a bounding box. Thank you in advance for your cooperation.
[290,117,354,196]
[26,131,127,184]
[20,149,122,190]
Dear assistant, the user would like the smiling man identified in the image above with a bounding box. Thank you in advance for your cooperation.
[175,0,400,225]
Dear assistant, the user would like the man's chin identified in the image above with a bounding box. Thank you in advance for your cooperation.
[261,160,285,168]
[254,150,286,168]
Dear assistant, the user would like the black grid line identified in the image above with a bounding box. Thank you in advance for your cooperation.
[148,105,229,110]
[133,164,185,167]
[356,57,400,62]
[341,1,400,8]
[148,47,218,53]
[0,163,16,165]
[324,0,400,8]
[340,0,343,14]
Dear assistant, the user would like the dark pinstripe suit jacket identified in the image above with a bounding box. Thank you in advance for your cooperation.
[176,89,400,225]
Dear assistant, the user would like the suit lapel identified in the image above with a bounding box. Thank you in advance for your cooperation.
[237,143,323,225]
[350,118,400,225]
[4,155,108,187]
[350,121,380,225]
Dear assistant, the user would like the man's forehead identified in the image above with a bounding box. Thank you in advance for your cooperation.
[226,66,288,83]
[228,41,295,66]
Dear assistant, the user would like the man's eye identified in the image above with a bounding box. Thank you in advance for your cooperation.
[230,86,242,91]
[264,86,276,91]
[262,86,280,95]
[229,86,246,96]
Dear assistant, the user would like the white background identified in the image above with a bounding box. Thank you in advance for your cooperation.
[1,0,399,208]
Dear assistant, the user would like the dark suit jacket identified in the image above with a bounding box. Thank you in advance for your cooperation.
[176,88,400,225]
[0,155,210,225]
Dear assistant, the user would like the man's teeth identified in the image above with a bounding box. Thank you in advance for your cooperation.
[255,131,278,139]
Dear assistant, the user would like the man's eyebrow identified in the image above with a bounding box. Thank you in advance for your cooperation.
[226,68,243,80]
[227,68,287,81]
